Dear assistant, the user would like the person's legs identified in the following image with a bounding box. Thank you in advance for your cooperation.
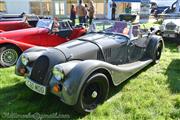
[79,17,81,24]
[79,16,83,24]
[111,12,114,20]
[82,16,86,24]
[112,10,115,20]
[72,19,75,26]
[113,13,115,20]
[86,16,89,25]
[70,18,75,26]
[89,17,93,25]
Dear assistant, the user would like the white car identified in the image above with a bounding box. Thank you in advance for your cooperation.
[160,19,180,39]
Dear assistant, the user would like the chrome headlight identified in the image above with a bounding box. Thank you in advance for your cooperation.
[21,54,29,66]
[175,26,179,31]
[53,67,64,81]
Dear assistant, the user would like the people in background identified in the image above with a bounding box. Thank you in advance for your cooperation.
[76,0,87,24]
[150,2,157,14]
[88,0,95,25]
[125,4,132,14]
[70,4,76,26]
[111,0,117,20]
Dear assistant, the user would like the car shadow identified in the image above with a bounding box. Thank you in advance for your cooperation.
[0,82,83,119]
[0,63,155,119]
[164,39,180,51]
[108,62,153,99]
[165,59,180,93]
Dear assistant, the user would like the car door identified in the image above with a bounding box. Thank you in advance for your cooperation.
[108,36,128,65]
[48,21,73,47]
[97,35,128,65]
[128,25,149,62]
[38,30,67,47]
[36,21,68,47]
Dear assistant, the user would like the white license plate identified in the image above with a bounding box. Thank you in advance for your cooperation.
[163,34,176,38]
[26,79,46,95]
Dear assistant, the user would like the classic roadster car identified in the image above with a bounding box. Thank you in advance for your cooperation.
[15,21,163,114]
[0,14,40,32]
[158,19,180,40]
[0,13,24,21]
[0,19,86,67]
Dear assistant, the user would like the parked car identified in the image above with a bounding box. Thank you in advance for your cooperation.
[156,19,180,41]
[15,21,164,114]
[0,13,24,21]
[0,14,40,32]
[0,13,51,22]
[0,19,87,67]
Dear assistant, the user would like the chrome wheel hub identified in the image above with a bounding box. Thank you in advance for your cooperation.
[0,49,18,66]
[91,91,98,98]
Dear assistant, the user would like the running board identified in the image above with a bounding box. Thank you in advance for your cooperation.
[117,59,153,71]
[111,59,153,85]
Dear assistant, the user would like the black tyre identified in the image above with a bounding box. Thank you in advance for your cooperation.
[75,73,109,114]
[153,41,163,64]
[0,45,21,67]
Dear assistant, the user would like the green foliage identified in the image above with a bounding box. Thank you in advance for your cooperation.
[0,42,180,120]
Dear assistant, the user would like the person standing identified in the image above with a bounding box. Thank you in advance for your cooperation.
[70,4,76,26]
[125,4,131,14]
[88,0,95,25]
[76,0,87,24]
[111,0,117,20]
[85,3,89,24]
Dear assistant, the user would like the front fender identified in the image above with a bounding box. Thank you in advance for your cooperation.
[0,37,36,51]
[50,60,112,105]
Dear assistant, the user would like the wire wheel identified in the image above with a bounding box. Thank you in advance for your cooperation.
[0,45,20,67]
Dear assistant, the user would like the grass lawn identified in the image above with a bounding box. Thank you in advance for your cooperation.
[0,31,180,119]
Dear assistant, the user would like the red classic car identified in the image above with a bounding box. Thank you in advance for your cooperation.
[0,19,87,67]
[0,14,40,32]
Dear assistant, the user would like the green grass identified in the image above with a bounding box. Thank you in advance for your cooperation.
[0,44,180,119]
[141,22,160,29]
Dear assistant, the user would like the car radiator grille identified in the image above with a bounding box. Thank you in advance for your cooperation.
[166,23,176,30]
[30,56,50,86]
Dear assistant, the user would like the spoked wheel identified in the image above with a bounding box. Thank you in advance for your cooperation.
[153,42,163,64]
[75,73,109,114]
[0,45,20,67]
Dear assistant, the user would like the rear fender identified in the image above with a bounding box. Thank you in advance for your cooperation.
[146,35,164,58]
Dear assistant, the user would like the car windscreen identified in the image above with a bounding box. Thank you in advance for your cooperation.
[58,21,72,30]
[94,21,130,36]
[36,19,53,29]
[104,21,129,35]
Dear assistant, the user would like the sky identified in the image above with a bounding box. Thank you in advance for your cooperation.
[150,0,177,6]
